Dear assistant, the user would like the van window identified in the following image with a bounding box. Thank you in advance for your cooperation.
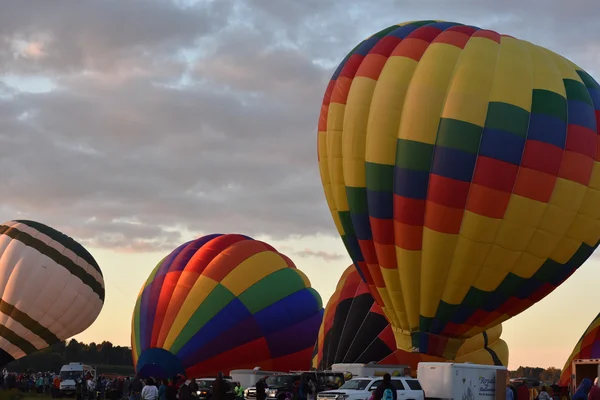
[60,371,82,380]
[404,380,422,390]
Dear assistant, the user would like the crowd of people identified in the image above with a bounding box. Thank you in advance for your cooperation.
[506,377,600,400]
[130,372,234,400]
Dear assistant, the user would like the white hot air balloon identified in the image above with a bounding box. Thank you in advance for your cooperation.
[0,220,105,365]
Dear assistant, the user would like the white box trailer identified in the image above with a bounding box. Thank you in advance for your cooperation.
[331,363,411,378]
[229,368,281,389]
[417,362,508,400]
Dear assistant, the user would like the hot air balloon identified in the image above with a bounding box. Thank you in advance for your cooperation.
[312,266,508,371]
[559,312,600,387]
[0,220,105,365]
[132,234,324,378]
[317,20,600,358]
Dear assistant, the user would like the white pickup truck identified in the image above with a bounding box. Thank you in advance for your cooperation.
[316,377,424,400]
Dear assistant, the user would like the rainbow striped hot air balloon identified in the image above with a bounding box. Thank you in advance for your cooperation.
[317,20,600,359]
[132,234,324,378]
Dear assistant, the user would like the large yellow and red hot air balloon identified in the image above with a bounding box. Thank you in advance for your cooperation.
[312,266,509,371]
[132,234,323,378]
[317,20,600,358]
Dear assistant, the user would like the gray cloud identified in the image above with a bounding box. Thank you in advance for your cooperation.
[292,249,346,262]
[1,0,600,252]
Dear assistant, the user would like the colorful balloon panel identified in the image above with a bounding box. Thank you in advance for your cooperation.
[312,266,508,371]
[0,220,105,365]
[132,234,324,378]
[317,19,600,358]
[559,312,600,386]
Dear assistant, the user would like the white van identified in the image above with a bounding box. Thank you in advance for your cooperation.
[59,362,96,397]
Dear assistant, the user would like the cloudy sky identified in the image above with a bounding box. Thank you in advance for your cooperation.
[2,0,600,370]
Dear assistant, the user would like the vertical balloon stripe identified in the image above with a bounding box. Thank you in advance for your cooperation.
[152,235,223,342]
[155,234,249,347]
[140,241,191,349]
[422,31,501,338]
[162,275,219,350]
[426,33,502,334]
[437,37,533,334]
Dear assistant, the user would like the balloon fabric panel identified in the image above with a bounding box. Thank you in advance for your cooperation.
[317,20,600,358]
[132,234,323,378]
[0,221,104,365]
[312,266,509,371]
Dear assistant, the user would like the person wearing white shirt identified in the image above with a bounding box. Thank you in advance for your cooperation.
[141,379,159,400]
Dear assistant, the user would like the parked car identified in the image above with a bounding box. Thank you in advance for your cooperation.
[195,378,235,400]
[245,372,345,400]
[316,376,424,400]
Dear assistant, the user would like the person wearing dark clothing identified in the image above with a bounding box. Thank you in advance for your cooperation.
[374,374,397,400]
[189,379,199,398]
[297,378,309,400]
[76,379,83,400]
[516,384,529,400]
[212,372,228,400]
[255,378,268,400]
[179,384,191,400]
[166,380,178,400]
[129,376,144,400]
[159,380,168,400]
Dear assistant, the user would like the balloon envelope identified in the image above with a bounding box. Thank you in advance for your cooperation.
[312,266,508,371]
[317,20,600,358]
[0,220,105,365]
[132,234,324,378]
[559,312,600,386]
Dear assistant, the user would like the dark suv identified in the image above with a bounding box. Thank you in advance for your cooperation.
[246,372,345,400]
[194,378,235,400]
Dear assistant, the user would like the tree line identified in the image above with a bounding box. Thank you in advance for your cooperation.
[3,340,564,381]
[509,366,562,383]
[6,339,133,374]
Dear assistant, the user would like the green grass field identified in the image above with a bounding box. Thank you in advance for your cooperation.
[0,392,51,400]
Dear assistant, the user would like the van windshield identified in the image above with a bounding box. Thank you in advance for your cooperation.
[60,371,82,380]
